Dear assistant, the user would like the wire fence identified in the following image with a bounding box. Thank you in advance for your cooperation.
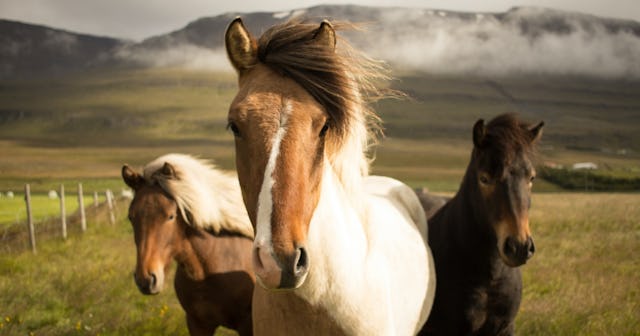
[0,183,131,253]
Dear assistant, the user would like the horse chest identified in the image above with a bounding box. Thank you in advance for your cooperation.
[427,233,522,335]
[252,286,348,335]
[465,270,522,333]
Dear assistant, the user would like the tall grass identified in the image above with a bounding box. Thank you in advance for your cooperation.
[0,220,188,335]
[517,193,640,335]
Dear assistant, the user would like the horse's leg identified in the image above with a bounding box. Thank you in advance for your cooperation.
[235,312,253,336]
[496,322,515,336]
[185,314,216,336]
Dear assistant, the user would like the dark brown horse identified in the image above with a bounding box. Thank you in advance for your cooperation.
[420,114,544,336]
[122,154,255,336]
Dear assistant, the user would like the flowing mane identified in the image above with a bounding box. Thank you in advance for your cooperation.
[143,154,254,239]
[255,19,393,195]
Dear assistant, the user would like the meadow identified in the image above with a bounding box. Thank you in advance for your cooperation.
[0,193,637,335]
[0,68,638,335]
[0,193,105,228]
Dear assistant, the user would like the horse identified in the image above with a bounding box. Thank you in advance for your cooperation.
[122,153,255,336]
[414,188,451,219]
[419,114,544,336]
[224,18,436,335]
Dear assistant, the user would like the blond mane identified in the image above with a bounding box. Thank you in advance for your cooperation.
[143,154,254,239]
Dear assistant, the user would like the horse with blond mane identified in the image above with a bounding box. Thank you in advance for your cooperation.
[225,18,435,335]
[122,153,255,336]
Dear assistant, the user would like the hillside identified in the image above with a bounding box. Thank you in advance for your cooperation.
[0,68,638,194]
[0,20,126,79]
[0,5,638,190]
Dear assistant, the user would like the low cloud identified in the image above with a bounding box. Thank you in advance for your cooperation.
[365,8,640,78]
[115,44,232,72]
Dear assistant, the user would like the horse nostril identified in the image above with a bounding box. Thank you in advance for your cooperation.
[527,236,536,259]
[150,273,157,287]
[294,247,308,275]
[504,237,517,256]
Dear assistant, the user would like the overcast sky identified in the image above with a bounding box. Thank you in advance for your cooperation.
[0,0,639,41]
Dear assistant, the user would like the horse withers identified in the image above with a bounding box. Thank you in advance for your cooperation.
[122,154,255,336]
[225,18,435,335]
[420,114,544,336]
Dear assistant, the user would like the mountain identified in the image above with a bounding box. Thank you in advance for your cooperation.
[120,5,640,78]
[0,19,127,79]
[1,5,640,79]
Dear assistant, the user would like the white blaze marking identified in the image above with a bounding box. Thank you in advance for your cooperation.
[255,102,291,250]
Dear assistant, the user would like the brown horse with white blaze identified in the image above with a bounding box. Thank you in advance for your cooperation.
[419,114,544,335]
[225,18,435,335]
[122,154,255,336]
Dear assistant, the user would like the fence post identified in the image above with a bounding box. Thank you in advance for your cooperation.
[106,190,115,225]
[78,183,86,232]
[24,184,36,253]
[60,184,67,240]
[93,191,99,208]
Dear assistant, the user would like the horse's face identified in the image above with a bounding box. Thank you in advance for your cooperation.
[471,118,544,267]
[225,19,335,290]
[122,166,181,295]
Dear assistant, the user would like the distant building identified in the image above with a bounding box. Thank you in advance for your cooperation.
[572,162,598,170]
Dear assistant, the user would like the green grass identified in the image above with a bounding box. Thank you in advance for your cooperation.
[0,194,106,228]
[517,193,640,335]
[0,209,189,335]
[0,194,637,335]
[0,201,238,336]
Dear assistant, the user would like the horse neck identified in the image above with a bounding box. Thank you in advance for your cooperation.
[173,225,215,281]
[328,105,371,209]
[298,163,368,299]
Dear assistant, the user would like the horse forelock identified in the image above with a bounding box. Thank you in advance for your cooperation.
[483,113,539,167]
[143,154,254,239]
[254,18,391,199]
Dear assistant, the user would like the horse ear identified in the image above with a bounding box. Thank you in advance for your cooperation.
[225,17,257,74]
[529,121,544,143]
[160,162,177,179]
[313,20,336,50]
[473,119,487,148]
[122,165,143,190]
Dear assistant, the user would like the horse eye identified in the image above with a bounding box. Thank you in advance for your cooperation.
[226,121,241,137]
[530,175,536,182]
[168,214,175,221]
[319,122,330,137]
[479,174,491,185]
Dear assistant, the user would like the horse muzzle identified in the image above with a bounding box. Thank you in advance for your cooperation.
[134,269,164,295]
[501,235,535,267]
[253,243,309,290]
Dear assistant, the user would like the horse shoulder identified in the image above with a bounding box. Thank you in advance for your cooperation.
[363,175,428,240]
[362,175,435,335]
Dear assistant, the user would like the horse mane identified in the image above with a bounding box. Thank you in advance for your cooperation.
[483,113,539,163]
[256,18,395,196]
[143,154,254,239]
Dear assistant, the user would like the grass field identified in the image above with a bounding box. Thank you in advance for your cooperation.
[0,68,638,334]
[0,194,104,228]
[0,193,637,335]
